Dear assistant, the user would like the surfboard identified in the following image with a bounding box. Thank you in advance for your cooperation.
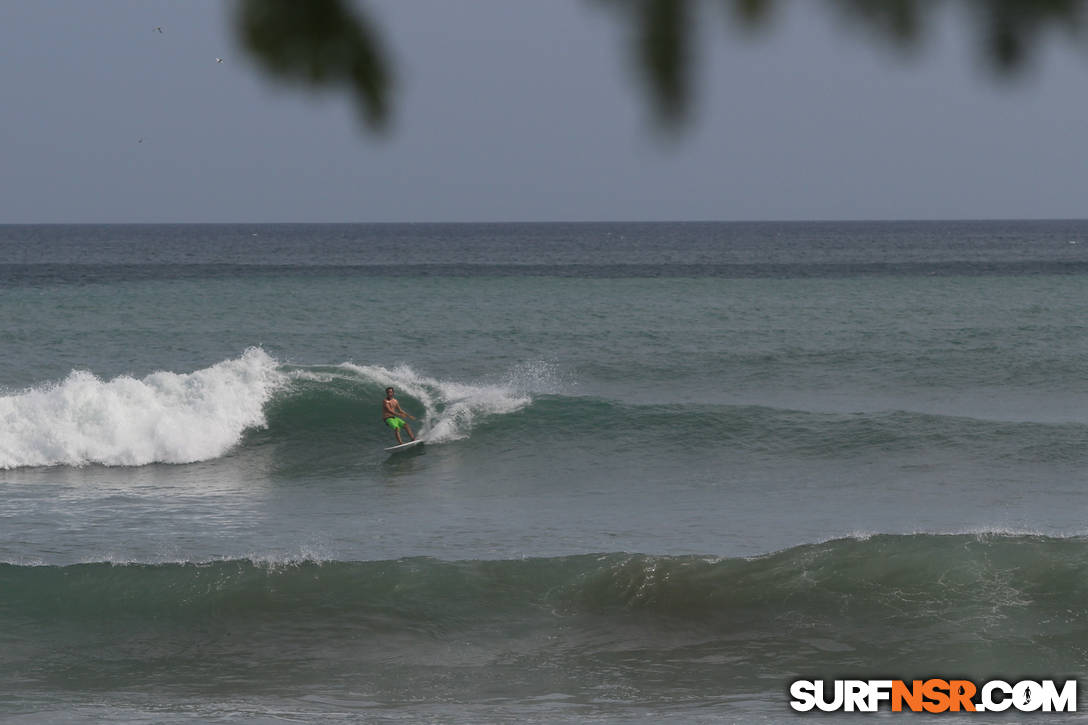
[384,439,424,453]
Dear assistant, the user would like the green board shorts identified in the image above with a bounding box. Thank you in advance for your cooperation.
[385,417,406,430]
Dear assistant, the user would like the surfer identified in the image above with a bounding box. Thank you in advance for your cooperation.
[382,387,417,444]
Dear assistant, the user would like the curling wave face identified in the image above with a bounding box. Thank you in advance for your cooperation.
[7,345,1088,471]
[4,533,1087,691]
[0,349,552,469]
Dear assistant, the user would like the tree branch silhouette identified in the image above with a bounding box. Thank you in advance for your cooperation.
[233,0,1088,133]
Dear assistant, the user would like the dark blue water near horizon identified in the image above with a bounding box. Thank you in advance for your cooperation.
[4,218,1088,265]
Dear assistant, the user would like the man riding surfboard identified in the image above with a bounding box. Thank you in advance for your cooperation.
[382,387,417,445]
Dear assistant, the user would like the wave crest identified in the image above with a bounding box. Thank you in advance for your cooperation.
[0,352,554,468]
[5,534,1087,630]
[0,348,281,468]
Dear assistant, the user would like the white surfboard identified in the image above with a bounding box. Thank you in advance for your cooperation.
[384,439,424,453]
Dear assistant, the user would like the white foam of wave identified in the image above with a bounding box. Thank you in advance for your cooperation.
[340,362,536,443]
[0,347,283,469]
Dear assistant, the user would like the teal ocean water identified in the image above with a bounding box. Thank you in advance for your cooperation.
[2,221,1088,722]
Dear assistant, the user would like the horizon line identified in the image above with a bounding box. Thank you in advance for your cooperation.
[3,217,1088,226]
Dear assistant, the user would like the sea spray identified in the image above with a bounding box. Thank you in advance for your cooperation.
[339,362,533,442]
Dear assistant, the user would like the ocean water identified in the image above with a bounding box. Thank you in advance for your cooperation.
[2,220,1088,722]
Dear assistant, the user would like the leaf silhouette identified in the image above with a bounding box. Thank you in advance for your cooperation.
[235,0,392,130]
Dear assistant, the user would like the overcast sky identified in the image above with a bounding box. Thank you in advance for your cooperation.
[2,0,1087,223]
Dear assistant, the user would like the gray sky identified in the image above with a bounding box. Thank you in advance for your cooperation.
[2,0,1087,223]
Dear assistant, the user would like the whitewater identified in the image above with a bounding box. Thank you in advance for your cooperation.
[0,348,545,469]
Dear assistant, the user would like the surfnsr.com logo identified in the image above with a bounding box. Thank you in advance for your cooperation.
[789,679,1077,713]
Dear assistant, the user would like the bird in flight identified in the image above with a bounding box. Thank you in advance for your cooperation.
[216,58,223,63]
[153,26,163,33]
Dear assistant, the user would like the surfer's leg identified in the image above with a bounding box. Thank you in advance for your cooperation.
[404,423,416,441]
